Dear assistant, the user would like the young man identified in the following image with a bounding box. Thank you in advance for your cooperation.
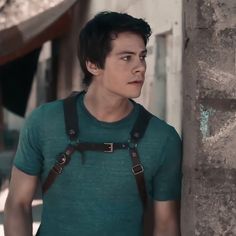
[4,12,182,236]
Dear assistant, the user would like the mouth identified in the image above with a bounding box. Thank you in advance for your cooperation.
[128,80,144,85]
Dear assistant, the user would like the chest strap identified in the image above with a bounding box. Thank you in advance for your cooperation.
[42,91,152,208]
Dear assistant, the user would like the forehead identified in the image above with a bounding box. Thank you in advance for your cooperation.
[109,31,146,53]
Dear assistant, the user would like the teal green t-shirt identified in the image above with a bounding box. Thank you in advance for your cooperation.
[14,92,182,236]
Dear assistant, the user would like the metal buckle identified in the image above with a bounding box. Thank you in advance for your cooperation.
[57,154,67,165]
[132,164,144,175]
[104,143,114,152]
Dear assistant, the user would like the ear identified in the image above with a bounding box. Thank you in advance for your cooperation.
[86,61,101,76]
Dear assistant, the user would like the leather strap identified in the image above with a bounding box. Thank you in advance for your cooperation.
[129,146,147,208]
[63,91,81,141]
[75,142,128,152]
[42,145,76,193]
[130,105,152,142]
[42,142,129,193]
[128,106,152,208]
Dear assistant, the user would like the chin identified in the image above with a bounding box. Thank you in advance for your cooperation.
[127,90,142,99]
[113,88,142,99]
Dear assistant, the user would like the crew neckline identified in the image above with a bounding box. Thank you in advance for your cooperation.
[78,91,139,128]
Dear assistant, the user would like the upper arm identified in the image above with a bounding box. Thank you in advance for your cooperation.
[6,167,39,207]
[152,127,182,201]
[13,107,44,176]
[153,200,180,235]
[150,128,182,235]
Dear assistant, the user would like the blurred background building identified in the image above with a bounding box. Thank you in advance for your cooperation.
[0,0,235,235]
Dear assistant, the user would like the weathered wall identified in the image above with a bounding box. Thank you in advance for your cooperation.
[182,0,236,235]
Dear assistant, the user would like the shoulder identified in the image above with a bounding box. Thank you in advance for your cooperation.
[137,104,181,146]
[27,99,63,119]
[23,99,64,131]
[36,99,63,116]
[150,116,180,139]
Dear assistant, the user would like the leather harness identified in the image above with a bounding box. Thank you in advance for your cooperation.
[42,91,152,209]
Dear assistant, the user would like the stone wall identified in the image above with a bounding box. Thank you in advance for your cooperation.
[182,0,236,235]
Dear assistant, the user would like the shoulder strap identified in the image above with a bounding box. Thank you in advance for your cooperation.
[63,91,84,141]
[130,105,153,142]
[129,105,153,208]
[43,91,83,193]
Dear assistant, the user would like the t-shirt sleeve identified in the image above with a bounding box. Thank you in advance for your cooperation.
[13,106,44,176]
[152,127,182,201]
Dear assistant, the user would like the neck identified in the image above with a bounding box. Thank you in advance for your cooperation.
[84,86,133,122]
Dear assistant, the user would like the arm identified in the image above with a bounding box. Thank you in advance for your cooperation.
[4,166,39,236]
[153,200,181,236]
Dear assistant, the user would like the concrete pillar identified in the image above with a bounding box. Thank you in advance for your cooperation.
[182,0,236,235]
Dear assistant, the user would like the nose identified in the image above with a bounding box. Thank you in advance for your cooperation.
[132,59,146,75]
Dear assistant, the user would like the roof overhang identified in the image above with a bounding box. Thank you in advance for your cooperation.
[0,0,78,65]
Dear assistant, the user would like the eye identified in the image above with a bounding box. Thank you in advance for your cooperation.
[140,55,147,61]
[121,55,132,61]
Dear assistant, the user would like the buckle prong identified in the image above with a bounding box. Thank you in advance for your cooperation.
[104,143,114,152]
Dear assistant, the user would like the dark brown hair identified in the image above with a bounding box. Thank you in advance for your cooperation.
[78,11,152,86]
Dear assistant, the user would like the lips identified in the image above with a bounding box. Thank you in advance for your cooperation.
[128,80,144,84]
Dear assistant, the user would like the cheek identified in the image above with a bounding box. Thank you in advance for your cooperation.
[144,66,147,73]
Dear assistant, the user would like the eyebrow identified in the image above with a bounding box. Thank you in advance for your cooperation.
[115,49,147,56]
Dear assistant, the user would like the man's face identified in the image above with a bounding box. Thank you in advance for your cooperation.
[96,31,147,99]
